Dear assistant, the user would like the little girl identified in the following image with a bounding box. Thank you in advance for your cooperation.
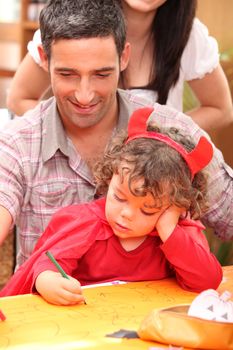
[0,108,222,305]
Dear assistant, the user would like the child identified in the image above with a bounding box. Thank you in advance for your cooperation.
[0,108,222,305]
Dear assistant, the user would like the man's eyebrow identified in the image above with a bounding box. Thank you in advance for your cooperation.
[95,66,116,72]
[54,66,116,73]
[54,67,75,72]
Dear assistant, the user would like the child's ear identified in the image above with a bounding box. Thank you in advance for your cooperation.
[37,45,49,73]
[180,210,188,219]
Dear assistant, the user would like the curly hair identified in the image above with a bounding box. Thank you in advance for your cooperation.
[94,122,209,219]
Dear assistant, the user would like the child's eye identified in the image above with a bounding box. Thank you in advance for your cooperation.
[140,209,157,216]
[113,193,125,202]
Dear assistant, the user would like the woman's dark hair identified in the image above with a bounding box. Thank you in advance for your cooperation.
[94,121,209,220]
[122,0,197,104]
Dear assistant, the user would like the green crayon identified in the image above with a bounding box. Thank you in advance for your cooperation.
[45,251,69,279]
[45,251,87,304]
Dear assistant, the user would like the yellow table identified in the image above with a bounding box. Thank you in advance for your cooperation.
[0,266,232,350]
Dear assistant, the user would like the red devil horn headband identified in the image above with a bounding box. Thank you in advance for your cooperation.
[126,107,213,179]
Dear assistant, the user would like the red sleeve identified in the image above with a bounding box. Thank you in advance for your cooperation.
[0,202,109,296]
[160,222,223,292]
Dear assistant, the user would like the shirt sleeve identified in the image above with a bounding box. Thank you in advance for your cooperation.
[31,204,103,282]
[0,130,25,224]
[0,203,105,296]
[181,18,219,81]
[160,222,223,292]
[27,29,42,65]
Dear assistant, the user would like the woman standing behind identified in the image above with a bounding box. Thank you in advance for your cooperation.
[7,0,233,132]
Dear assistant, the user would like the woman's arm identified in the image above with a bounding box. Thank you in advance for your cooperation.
[6,53,51,116]
[187,64,233,132]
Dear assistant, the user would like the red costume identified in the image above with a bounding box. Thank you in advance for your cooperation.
[0,198,222,297]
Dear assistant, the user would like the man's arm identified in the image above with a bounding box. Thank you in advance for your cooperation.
[0,206,13,245]
[150,102,233,240]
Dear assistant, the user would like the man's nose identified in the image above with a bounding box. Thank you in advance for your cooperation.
[74,78,95,106]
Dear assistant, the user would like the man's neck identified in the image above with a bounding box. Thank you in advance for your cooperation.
[65,100,119,168]
[66,98,118,141]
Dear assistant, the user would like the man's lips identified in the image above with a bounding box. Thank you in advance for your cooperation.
[69,100,99,113]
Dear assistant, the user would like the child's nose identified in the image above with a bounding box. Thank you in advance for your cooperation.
[120,205,134,221]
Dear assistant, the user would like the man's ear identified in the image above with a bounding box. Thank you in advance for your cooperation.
[38,44,49,72]
[120,42,131,72]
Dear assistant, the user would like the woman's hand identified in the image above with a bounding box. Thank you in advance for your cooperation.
[155,205,186,242]
[35,270,86,306]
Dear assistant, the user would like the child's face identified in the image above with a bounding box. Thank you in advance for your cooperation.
[105,166,170,240]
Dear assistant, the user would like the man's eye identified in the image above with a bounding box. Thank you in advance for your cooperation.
[60,73,70,77]
[96,73,110,78]
[60,72,72,77]
[113,193,125,202]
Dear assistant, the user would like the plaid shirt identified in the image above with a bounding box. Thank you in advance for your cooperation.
[0,89,232,267]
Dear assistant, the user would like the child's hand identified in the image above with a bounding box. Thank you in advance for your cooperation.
[155,205,186,242]
[35,271,85,306]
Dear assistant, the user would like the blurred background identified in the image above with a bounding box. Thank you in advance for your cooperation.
[0,0,232,289]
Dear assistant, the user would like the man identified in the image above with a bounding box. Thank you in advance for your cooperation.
[0,0,232,268]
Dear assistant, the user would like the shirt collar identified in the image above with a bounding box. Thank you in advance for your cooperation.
[42,98,70,162]
[116,89,132,132]
[42,90,131,162]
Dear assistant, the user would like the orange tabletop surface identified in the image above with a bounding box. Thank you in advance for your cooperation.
[0,266,232,350]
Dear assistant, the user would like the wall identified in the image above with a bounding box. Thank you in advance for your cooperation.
[0,23,20,42]
[197,0,233,167]
[197,0,233,52]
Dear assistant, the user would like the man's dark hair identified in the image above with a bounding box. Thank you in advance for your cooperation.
[39,0,126,60]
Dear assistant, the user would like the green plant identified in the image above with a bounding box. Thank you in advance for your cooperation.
[205,229,233,266]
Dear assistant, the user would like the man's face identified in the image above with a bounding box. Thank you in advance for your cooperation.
[46,36,129,132]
